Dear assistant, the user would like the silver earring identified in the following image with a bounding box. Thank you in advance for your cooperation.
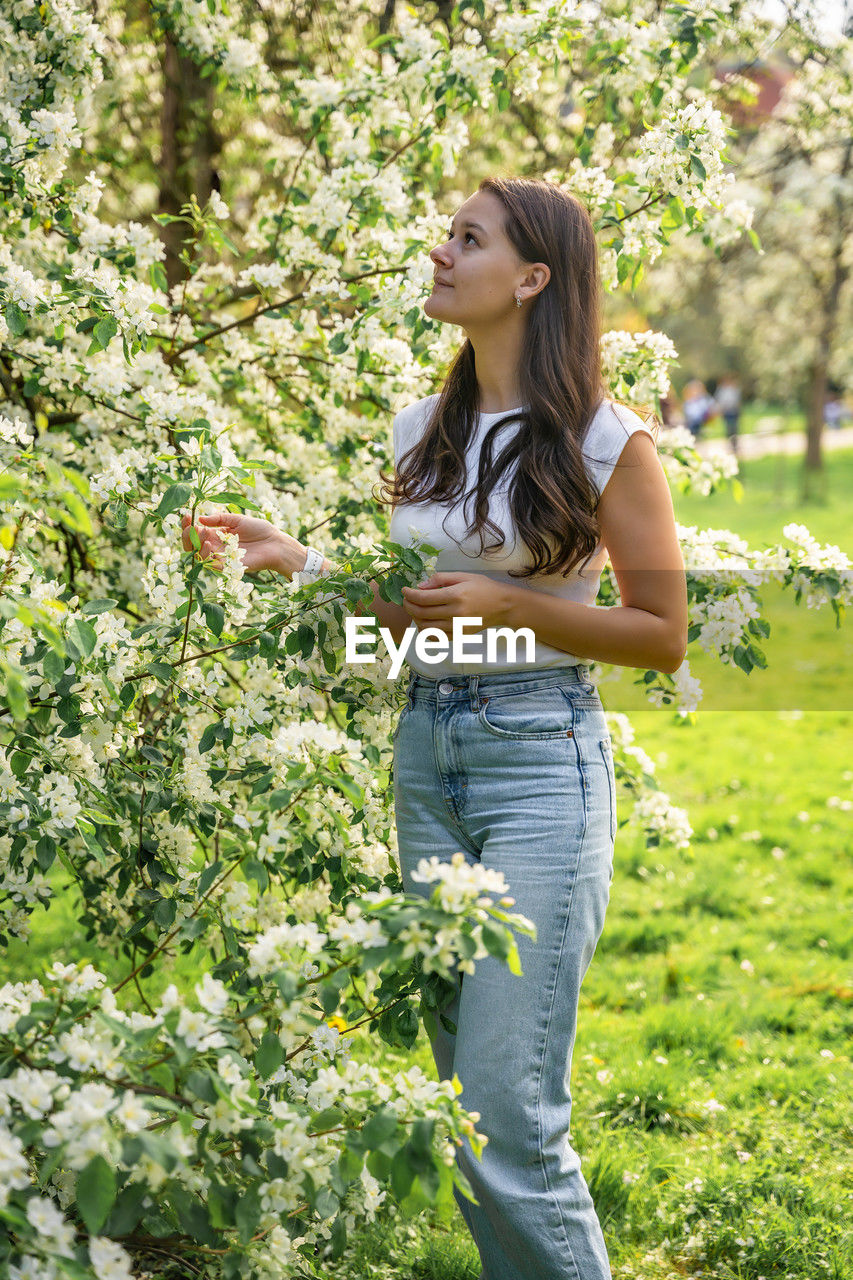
[515,295,522,308]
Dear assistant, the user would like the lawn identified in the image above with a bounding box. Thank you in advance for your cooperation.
[673,445,852,554]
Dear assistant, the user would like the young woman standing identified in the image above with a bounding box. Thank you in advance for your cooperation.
[182,176,687,1280]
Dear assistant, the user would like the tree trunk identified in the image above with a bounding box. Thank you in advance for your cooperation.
[801,137,852,498]
[157,31,221,291]
[802,358,827,500]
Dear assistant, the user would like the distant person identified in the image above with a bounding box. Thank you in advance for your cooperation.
[715,374,742,455]
[823,393,850,431]
[682,379,715,439]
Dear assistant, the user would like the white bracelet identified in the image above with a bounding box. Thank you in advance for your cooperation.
[298,546,328,583]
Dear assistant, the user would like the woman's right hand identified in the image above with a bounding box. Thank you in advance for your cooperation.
[181,510,307,579]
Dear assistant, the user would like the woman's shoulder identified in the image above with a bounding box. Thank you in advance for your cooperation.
[393,392,441,431]
[583,398,657,457]
[392,393,441,458]
[581,398,658,498]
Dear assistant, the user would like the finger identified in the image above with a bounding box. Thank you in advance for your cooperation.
[198,512,236,528]
[402,586,456,604]
[420,573,466,586]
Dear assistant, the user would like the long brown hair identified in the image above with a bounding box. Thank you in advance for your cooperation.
[378,175,649,580]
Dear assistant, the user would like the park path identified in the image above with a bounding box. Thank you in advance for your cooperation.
[692,424,853,460]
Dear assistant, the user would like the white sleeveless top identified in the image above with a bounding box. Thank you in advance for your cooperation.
[388,394,655,677]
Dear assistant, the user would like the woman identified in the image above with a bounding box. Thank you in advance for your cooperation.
[182,176,687,1280]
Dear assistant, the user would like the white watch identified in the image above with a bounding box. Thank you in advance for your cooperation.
[298,546,327,583]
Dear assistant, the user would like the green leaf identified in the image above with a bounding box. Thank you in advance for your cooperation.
[255,1031,283,1079]
[153,898,176,928]
[617,253,634,285]
[327,1213,347,1260]
[314,1186,339,1218]
[690,153,707,180]
[156,483,193,519]
[202,600,225,637]
[104,1182,148,1236]
[110,499,129,529]
[235,1187,260,1243]
[76,1155,116,1234]
[199,721,226,753]
[732,645,753,674]
[149,262,169,293]
[198,860,223,896]
[146,661,173,683]
[380,573,406,606]
[186,1069,218,1104]
[332,773,363,806]
[170,1185,217,1244]
[390,1148,415,1200]
[35,837,56,872]
[668,195,686,226]
[68,618,97,658]
[361,1106,398,1150]
[297,623,315,660]
[81,599,118,616]
[93,316,118,349]
[308,1106,346,1134]
[1,662,29,720]
[5,302,27,335]
[0,473,22,501]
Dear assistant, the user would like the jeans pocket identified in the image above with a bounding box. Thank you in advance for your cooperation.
[478,686,576,740]
[599,736,617,843]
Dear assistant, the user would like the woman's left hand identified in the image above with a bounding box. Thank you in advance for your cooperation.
[401,572,513,637]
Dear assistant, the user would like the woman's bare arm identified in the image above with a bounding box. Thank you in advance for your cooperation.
[498,432,688,673]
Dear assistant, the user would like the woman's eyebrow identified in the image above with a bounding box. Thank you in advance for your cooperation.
[450,218,487,235]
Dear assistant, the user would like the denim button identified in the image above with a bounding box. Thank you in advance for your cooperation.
[439,681,453,694]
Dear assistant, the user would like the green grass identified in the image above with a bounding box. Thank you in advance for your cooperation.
[673,446,853,553]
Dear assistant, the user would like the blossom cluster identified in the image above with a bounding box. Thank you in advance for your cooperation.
[0,865,533,1277]
[600,328,679,403]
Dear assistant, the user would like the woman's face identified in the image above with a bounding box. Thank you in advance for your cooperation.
[425,190,540,328]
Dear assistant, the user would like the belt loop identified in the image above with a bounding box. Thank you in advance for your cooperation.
[468,673,479,711]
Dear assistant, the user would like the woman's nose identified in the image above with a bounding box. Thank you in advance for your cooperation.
[430,243,451,265]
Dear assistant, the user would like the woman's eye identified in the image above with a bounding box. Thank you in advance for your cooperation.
[445,230,476,244]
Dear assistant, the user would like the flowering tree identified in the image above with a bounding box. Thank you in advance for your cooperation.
[643,12,853,488]
[0,1,850,1277]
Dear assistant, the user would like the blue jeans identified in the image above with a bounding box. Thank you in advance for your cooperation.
[393,665,615,1280]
